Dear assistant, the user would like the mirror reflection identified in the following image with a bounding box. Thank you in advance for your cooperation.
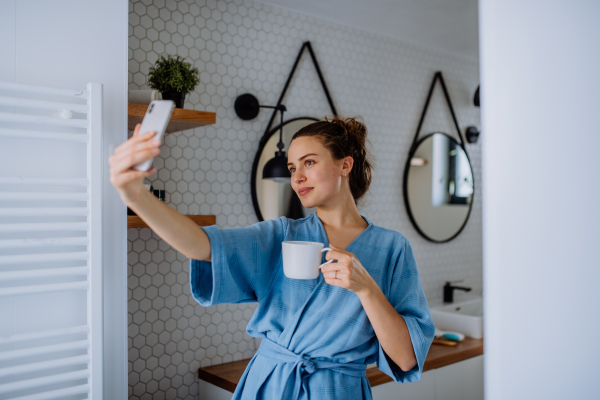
[254,118,318,221]
[405,133,474,242]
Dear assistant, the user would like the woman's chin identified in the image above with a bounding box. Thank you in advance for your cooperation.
[298,196,318,209]
[300,200,314,209]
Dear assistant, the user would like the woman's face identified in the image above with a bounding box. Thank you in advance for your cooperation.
[287,136,350,209]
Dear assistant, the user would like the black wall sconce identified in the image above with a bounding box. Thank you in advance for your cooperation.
[234,93,290,182]
[465,126,480,143]
[465,85,481,144]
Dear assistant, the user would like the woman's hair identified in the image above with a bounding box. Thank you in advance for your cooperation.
[291,115,375,206]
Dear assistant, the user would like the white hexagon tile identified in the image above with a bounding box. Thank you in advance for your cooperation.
[128,0,482,398]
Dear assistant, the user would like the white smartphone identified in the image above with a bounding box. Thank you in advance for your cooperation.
[132,100,176,171]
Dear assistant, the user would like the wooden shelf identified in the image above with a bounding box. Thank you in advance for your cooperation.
[127,215,216,228]
[198,338,484,392]
[128,103,216,134]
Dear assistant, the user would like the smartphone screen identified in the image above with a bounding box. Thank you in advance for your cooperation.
[132,100,175,171]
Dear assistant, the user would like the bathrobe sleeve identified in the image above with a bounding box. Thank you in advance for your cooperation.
[189,217,288,307]
[377,235,435,383]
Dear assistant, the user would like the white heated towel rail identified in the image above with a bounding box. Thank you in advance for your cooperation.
[0,81,102,399]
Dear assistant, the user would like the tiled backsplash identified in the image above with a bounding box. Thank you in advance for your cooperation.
[128,0,481,398]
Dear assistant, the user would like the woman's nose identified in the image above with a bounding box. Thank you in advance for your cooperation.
[294,173,305,185]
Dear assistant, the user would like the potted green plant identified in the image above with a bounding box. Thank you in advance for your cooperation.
[148,54,199,108]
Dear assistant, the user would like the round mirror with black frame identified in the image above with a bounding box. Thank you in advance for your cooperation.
[403,71,477,243]
[403,132,474,242]
[251,117,320,222]
[239,42,339,222]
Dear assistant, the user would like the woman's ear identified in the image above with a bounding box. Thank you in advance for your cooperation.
[342,156,354,175]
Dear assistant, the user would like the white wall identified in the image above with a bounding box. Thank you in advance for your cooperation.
[0,0,128,398]
[479,0,600,399]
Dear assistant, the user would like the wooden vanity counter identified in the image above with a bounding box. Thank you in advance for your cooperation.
[198,337,483,392]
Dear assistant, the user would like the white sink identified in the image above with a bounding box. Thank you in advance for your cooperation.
[430,296,484,339]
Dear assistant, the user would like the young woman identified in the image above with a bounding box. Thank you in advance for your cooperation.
[109,116,434,400]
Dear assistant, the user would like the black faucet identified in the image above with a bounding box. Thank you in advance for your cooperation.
[443,281,472,303]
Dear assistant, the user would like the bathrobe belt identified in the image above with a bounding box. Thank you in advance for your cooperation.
[257,339,368,399]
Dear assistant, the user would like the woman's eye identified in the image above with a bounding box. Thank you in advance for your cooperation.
[288,161,313,174]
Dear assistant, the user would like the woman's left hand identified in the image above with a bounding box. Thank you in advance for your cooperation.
[321,245,376,297]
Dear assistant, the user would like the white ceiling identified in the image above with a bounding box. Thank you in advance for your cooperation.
[255,0,480,58]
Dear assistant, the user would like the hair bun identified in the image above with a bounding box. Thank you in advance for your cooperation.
[325,115,367,157]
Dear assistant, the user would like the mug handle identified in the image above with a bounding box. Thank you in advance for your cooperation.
[318,247,334,269]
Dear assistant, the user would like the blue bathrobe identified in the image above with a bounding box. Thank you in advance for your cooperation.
[190,212,434,400]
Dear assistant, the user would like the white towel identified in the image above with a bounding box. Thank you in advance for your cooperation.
[128,90,161,104]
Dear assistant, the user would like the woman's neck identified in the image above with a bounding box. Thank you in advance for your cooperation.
[316,195,367,230]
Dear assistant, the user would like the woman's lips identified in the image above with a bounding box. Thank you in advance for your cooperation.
[298,187,313,196]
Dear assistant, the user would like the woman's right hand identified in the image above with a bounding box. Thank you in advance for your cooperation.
[109,123,160,204]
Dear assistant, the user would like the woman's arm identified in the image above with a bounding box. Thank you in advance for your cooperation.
[321,245,418,372]
[357,283,417,372]
[109,123,211,261]
[127,189,211,261]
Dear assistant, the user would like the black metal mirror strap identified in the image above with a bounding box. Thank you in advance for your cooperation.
[411,71,466,153]
[259,41,338,148]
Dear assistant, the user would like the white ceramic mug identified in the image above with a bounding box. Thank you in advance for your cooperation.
[282,241,334,280]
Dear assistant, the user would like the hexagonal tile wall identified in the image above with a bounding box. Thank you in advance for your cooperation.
[128,0,482,398]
